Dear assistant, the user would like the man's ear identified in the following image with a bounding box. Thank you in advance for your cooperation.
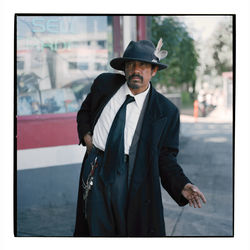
[151,66,158,77]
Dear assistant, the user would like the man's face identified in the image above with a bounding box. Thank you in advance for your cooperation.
[124,61,158,94]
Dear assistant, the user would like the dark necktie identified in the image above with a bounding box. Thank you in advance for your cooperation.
[100,94,135,185]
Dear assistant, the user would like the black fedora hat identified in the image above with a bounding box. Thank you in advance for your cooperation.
[110,40,168,71]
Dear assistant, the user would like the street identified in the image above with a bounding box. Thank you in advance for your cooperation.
[163,108,233,236]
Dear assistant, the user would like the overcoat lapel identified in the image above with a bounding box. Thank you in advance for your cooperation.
[128,86,168,201]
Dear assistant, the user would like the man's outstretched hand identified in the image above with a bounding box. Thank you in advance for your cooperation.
[181,183,207,208]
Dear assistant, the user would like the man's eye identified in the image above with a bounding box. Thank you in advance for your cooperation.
[140,62,147,66]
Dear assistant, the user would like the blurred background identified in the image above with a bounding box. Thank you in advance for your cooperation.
[16,15,233,236]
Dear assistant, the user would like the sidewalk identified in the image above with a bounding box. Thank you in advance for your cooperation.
[165,105,233,236]
[180,105,233,124]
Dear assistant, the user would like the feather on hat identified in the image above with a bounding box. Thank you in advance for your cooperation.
[154,38,168,60]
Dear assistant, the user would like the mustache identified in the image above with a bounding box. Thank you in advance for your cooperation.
[128,74,143,82]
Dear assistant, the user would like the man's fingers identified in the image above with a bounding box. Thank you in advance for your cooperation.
[192,186,207,204]
[195,190,207,204]
[190,197,196,208]
[199,192,207,204]
[86,142,93,154]
[194,195,202,208]
[183,184,207,208]
[192,190,206,208]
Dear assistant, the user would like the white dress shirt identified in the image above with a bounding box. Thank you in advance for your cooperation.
[93,82,150,154]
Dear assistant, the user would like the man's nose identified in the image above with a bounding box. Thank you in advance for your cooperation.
[132,63,141,73]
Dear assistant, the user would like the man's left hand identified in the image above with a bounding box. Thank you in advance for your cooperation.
[181,183,207,208]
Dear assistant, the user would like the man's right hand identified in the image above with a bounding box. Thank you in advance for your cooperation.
[83,133,93,154]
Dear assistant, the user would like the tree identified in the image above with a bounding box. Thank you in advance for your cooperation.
[212,19,233,75]
[195,17,233,90]
[150,16,199,92]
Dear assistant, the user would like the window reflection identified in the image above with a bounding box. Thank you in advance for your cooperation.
[17,16,110,116]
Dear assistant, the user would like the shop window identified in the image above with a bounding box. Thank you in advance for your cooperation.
[69,62,88,70]
[97,40,106,48]
[95,62,107,71]
[16,15,112,116]
[17,60,24,70]
[68,62,77,69]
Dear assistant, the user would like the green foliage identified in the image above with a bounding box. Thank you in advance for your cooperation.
[212,20,233,75]
[151,16,199,89]
[199,18,233,80]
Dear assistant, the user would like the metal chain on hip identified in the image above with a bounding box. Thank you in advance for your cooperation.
[82,157,98,219]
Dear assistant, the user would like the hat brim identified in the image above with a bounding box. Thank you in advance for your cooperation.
[110,57,168,71]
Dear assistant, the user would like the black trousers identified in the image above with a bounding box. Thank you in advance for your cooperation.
[82,146,129,236]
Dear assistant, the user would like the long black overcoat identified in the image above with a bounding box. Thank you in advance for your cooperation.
[74,73,191,236]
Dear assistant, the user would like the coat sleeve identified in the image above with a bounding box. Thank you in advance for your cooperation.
[159,108,192,206]
[76,77,100,145]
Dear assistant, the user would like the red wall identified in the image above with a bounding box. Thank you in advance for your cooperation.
[137,16,147,40]
[17,113,79,150]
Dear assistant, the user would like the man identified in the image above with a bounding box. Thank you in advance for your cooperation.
[74,39,206,237]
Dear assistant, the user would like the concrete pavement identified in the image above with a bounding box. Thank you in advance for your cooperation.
[163,106,233,236]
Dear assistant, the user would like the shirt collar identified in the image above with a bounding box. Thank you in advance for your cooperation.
[123,82,150,109]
